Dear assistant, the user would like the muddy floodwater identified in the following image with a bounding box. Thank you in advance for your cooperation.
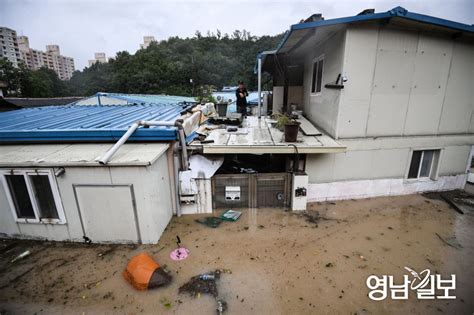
[0,193,473,314]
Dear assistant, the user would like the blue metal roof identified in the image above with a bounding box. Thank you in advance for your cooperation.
[0,100,195,143]
[73,92,196,106]
[256,6,474,72]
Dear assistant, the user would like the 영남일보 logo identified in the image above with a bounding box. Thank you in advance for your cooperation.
[366,266,456,300]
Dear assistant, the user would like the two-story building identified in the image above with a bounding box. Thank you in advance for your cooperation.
[257,6,474,201]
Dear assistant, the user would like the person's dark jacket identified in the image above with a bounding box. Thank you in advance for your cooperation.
[236,88,248,107]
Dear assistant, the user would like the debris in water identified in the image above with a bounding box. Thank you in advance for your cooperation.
[195,217,223,228]
[297,211,342,225]
[97,245,117,258]
[179,272,219,297]
[170,235,190,261]
[435,233,463,249]
[160,297,172,309]
[220,210,242,221]
[302,211,321,224]
[199,273,216,281]
[179,269,230,298]
[440,193,464,214]
[123,252,172,290]
[170,247,190,261]
[216,299,228,314]
[11,250,31,263]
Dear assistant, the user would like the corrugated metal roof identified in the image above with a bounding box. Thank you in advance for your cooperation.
[4,96,84,107]
[0,143,169,166]
[0,101,195,143]
[74,92,196,106]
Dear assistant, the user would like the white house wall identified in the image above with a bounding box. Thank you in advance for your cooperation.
[302,29,346,138]
[338,25,474,139]
[272,86,304,113]
[305,135,472,200]
[0,153,173,244]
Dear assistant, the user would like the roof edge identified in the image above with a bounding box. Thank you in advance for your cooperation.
[258,6,474,69]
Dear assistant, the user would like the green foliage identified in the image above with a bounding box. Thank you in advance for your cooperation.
[0,58,27,96]
[0,59,69,97]
[67,30,283,96]
[272,112,298,130]
[0,30,282,98]
[22,67,69,97]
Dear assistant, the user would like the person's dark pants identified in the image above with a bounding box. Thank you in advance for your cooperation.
[237,105,248,117]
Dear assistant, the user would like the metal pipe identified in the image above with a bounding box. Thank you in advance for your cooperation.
[257,57,262,118]
[98,122,140,164]
[98,119,186,165]
[166,142,177,216]
[178,128,188,170]
[172,142,182,217]
[141,119,188,170]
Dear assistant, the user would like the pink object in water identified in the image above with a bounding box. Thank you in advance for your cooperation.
[170,247,189,261]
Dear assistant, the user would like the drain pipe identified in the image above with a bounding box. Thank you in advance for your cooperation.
[173,143,182,217]
[98,120,187,166]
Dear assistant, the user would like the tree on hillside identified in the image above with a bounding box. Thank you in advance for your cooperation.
[1,30,283,97]
[67,30,283,97]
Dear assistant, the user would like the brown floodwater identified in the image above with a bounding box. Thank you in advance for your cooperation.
[0,193,473,314]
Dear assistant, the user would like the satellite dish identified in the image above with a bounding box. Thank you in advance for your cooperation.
[217,96,222,101]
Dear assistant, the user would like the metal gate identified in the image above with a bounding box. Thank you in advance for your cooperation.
[212,173,291,208]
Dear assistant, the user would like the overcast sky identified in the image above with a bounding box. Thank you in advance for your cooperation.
[1,0,473,70]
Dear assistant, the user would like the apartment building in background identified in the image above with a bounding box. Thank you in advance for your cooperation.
[140,36,157,49]
[18,35,75,80]
[0,27,21,67]
[88,52,107,67]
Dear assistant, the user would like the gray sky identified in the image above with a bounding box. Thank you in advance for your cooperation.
[1,0,473,70]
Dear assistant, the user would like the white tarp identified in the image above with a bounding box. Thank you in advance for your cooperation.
[189,154,224,179]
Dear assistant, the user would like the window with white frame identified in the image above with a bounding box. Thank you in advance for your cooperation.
[407,150,440,179]
[311,55,324,94]
[1,169,66,223]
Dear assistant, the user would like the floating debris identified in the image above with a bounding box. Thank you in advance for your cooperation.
[216,299,228,314]
[435,233,463,249]
[220,210,242,222]
[179,269,230,297]
[160,297,172,309]
[179,272,219,297]
[123,253,172,290]
[195,217,223,228]
[11,250,31,263]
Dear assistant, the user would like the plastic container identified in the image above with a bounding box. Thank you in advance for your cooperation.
[216,103,228,117]
[284,123,300,142]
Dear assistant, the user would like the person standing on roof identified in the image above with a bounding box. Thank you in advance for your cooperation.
[236,81,249,117]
